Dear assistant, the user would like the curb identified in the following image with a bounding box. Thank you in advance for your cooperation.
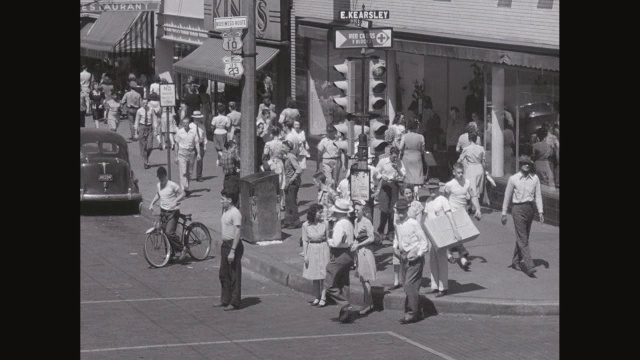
[139,205,558,316]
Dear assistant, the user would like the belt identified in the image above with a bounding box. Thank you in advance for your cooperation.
[140,123,152,126]
[323,157,339,160]
[308,239,326,244]
[513,201,534,205]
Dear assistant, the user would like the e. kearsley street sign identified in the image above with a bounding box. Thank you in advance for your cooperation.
[339,11,390,20]
[334,28,393,49]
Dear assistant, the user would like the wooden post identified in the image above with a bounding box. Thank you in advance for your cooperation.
[166,106,171,180]
[240,0,257,176]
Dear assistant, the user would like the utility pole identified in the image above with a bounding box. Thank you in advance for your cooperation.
[240,0,256,176]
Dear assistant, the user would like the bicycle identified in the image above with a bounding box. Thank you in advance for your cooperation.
[144,210,212,268]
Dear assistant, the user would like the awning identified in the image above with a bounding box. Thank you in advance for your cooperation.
[80,22,93,39]
[80,11,154,59]
[298,25,328,41]
[172,38,280,85]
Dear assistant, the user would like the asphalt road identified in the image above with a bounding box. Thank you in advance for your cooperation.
[80,208,559,360]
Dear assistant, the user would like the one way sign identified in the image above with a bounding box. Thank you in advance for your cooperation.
[334,28,393,49]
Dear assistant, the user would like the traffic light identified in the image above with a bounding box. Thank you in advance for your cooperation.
[368,59,387,112]
[332,60,356,113]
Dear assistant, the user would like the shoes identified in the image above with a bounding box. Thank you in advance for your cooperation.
[310,299,320,306]
[399,316,419,325]
[317,299,327,307]
[509,263,522,271]
[184,190,191,197]
[526,268,538,278]
[461,258,471,271]
[447,255,457,264]
[224,305,240,311]
[359,305,373,316]
[196,177,203,182]
[388,284,402,291]
[212,303,229,308]
[426,288,439,294]
[178,248,189,260]
[144,164,150,170]
[435,290,448,298]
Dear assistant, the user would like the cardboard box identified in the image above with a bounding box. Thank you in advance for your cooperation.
[423,209,480,250]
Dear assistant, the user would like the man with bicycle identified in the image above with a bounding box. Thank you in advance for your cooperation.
[149,166,188,260]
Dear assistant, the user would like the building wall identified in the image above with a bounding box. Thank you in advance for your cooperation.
[295,0,559,49]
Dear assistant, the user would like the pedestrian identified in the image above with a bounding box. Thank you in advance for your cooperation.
[122,85,142,140]
[213,189,244,311]
[227,101,241,142]
[183,84,201,118]
[149,75,160,96]
[220,140,240,199]
[316,126,345,189]
[399,119,425,199]
[104,93,121,132]
[422,104,442,152]
[446,106,466,169]
[279,97,301,125]
[80,84,90,127]
[158,109,177,150]
[100,76,114,101]
[501,155,544,278]
[456,121,482,154]
[147,92,162,145]
[283,119,300,160]
[148,166,188,260]
[302,204,330,307]
[282,140,303,229]
[80,65,92,91]
[134,99,154,169]
[352,201,377,316]
[393,198,430,324]
[457,131,486,210]
[444,162,482,271]
[212,103,230,166]
[532,127,556,188]
[174,117,201,197]
[423,182,462,298]
[324,198,356,323]
[89,82,106,128]
[258,96,277,117]
[293,119,310,170]
[190,111,208,182]
[373,146,405,241]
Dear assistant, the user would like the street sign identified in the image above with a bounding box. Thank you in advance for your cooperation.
[159,83,176,107]
[222,31,243,51]
[214,16,248,31]
[223,55,244,77]
[334,28,393,49]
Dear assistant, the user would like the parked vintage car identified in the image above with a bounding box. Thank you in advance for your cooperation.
[80,128,142,210]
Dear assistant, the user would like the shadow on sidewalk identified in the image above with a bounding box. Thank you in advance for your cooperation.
[239,297,262,309]
[446,280,486,295]
[374,253,394,272]
[534,259,550,269]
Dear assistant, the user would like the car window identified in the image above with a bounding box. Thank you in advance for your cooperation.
[81,142,100,155]
[80,141,126,159]
[101,142,120,155]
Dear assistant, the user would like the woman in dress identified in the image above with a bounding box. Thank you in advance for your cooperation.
[211,103,230,166]
[293,119,310,170]
[457,132,485,211]
[444,162,482,271]
[104,93,121,132]
[198,84,212,139]
[89,82,106,129]
[399,119,425,199]
[157,108,177,150]
[351,201,377,315]
[279,98,301,125]
[301,204,330,307]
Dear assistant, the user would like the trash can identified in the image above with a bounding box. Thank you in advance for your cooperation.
[238,171,281,244]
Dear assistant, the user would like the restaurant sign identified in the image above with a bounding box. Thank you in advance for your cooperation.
[80,2,160,13]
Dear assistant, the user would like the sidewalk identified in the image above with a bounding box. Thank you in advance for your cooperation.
[86,117,559,316]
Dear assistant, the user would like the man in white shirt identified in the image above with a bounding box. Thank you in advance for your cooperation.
[148,166,188,260]
[227,102,242,142]
[174,117,201,196]
[189,111,208,182]
[80,65,92,91]
[501,155,544,278]
[122,87,142,140]
[373,147,406,239]
[393,199,430,324]
[324,199,356,323]
[134,99,154,169]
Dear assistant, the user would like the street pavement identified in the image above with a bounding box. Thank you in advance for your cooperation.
[80,211,559,359]
[82,116,559,316]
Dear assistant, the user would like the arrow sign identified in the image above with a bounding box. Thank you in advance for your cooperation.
[334,28,393,49]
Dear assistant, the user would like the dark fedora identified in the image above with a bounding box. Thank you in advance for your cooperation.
[394,198,410,211]
[518,155,534,165]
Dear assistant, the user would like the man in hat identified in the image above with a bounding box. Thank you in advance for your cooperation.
[324,198,356,322]
[393,198,430,324]
[501,155,544,278]
[189,111,208,182]
[174,117,202,196]
[122,85,142,140]
[134,99,154,169]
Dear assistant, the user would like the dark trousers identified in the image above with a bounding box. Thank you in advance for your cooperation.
[138,124,154,165]
[80,111,86,127]
[127,108,138,139]
[324,247,353,306]
[192,143,205,179]
[219,240,244,308]
[402,256,424,319]
[161,209,181,250]
[284,178,300,226]
[223,173,240,198]
[512,202,535,271]
[447,145,458,169]
[377,180,400,235]
[378,211,395,235]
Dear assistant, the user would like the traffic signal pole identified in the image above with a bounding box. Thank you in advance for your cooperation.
[240,0,256,176]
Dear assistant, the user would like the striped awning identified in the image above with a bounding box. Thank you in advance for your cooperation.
[80,11,154,59]
[173,38,280,85]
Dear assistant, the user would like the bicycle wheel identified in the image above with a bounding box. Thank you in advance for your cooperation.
[185,222,212,261]
[144,231,171,268]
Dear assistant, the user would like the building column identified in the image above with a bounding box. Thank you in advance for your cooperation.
[491,65,505,177]
[154,38,174,76]
[386,50,397,122]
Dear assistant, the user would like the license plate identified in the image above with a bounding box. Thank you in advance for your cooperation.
[99,174,113,182]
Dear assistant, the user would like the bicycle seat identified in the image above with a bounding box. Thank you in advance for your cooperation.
[180,213,192,221]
